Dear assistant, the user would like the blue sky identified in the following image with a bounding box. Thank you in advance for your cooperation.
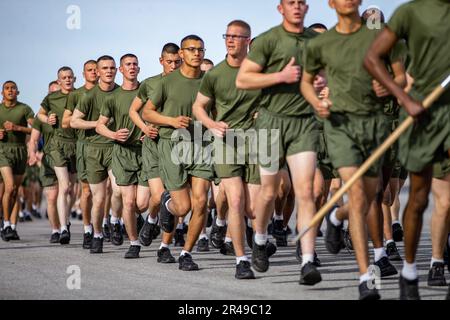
[0,0,408,111]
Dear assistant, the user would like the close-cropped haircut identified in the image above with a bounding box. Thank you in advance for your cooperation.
[96,55,115,64]
[83,60,97,68]
[308,23,328,31]
[202,59,214,66]
[161,43,180,56]
[2,80,17,90]
[120,53,138,65]
[48,80,58,88]
[227,20,251,35]
[57,66,74,75]
[180,35,204,48]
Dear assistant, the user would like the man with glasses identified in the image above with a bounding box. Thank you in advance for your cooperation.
[236,0,321,285]
[142,35,214,271]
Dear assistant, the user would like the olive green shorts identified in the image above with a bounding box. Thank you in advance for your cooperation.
[383,117,400,169]
[255,108,319,172]
[39,155,58,187]
[76,140,89,183]
[22,165,40,186]
[324,112,389,177]
[111,144,148,187]
[398,102,450,173]
[85,143,113,184]
[142,137,160,180]
[317,130,339,180]
[158,139,214,191]
[391,161,408,180]
[0,143,27,175]
[433,157,450,179]
[47,137,77,174]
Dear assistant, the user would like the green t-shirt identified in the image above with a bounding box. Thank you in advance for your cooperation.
[66,86,90,141]
[76,84,119,145]
[151,69,204,139]
[31,117,53,153]
[304,24,404,115]
[0,102,34,144]
[41,90,76,140]
[388,0,450,103]
[137,74,163,104]
[199,59,260,130]
[100,86,142,146]
[247,25,317,117]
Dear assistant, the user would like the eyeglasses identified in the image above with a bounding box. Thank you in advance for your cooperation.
[182,47,206,53]
[222,34,250,40]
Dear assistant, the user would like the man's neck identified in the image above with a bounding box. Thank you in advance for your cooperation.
[282,19,304,34]
[180,64,201,79]
[336,13,362,34]
[122,78,139,91]
[3,99,17,107]
[84,81,97,90]
[60,87,73,95]
[227,52,246,68]
[99,81,116,92]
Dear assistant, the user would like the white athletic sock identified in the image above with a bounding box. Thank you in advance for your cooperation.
[359,272,371,284]
[274,214,283,221]
[254,233,267,246]
[216,217,226,227]
[225,237,232,243]
[110,216,119,225]
[52,229,60,234]
[386,239,395,245]
[330,207,342,227]
[18,211,24,218]
[84,225,93,234]
[102,218,108,226]
[180,250,190,257]
[247,219,253,228]
[430,257,444,268]
[236,256,249,265]
[94,233,103,239]
[159,242,169,249]
[147,215,158,224]
[60,225,68,232]
[120,218,124,226]
[301,253,314,267]
[401,261,418,280]
[392,220,400,225]
[374,247,387,262]
[3,221,10,228]
[165,198,174,215]
[176,223,184,230]
[32,204,37,210]
[130,240,141,246]
[199,233,208,240]
[11,224,16,230]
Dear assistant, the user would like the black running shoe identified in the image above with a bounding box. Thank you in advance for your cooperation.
[152,223,161,240]
[342,228,353,251]
[49,232,60,243]
[59,230,70,245]
[197,238,209,252]
[266,241,277,258]
[139,220,156,246]
[71,210,77,219]
[220,242,235,256]
[111,223,124,246]
[392,222,404,242]
[252,242,269,273]
[295,240,302,262]
[399,275,420,300]
[136,214,145,235]
[235,261,255,280]
[317,229,323,237]
[427,262,447,286]
[386,242,402,261]
[206,208,214,228]
[82,232,93,249]
[157,247,176,263]
[174,229,185,247]
[90,237,104,254]
[325,208,344,254]
[3,226,14,241]
[10,229,20,240]
[102,223,111,242]
[178,253,199,271]
[210,219,226,249]
[124,245,141,259]
[375,256,398,277]
[299,262,322,286]
[1,229,8,242]
[313,251,322,267]
[358,280,381,300]
[272,219,284,238]
[245,225,254,249]
[286,225,292,235]
[24,215,32,222]
[183,222,188,234]
[160,191,175,233]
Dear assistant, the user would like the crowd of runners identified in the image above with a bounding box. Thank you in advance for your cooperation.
[0,0,449,300]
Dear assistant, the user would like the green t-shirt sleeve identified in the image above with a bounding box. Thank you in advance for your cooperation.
[31,117,42,131]
[76,93,90,115]
[304,40,323,76]
[137,83,148,103]
[149,79,164,111]
[387,4,410,39]
[198,72,215,99]
[100,96,113,119]
[65,91,77,112]
[24,105,35,120]
[247,35,271,67]
[41,95,50,113]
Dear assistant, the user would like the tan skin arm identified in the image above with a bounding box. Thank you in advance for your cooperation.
[70,108,97,130]
[364,27,424,117]
[61,109,72,129]
[142,99,190,129]
[27,128,41,165]
[128,96,158,139]
[3,118,33,135]
[301,71,332,118]
[192,92,228,137]
[95,115,129,143]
